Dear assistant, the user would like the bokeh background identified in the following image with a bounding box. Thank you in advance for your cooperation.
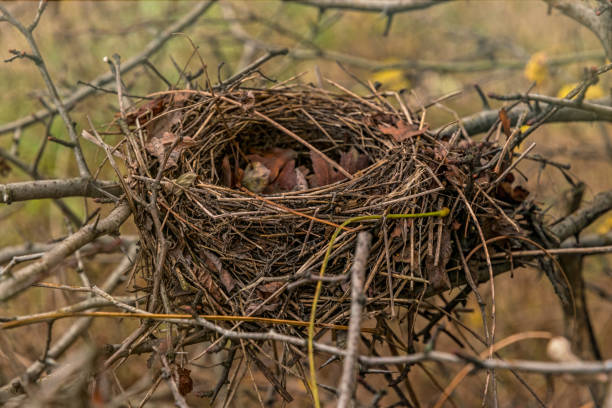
[0,1,611,406]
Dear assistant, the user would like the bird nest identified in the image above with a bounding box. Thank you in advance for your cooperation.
[121,81,533,337]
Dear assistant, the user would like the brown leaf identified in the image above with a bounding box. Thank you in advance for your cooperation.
[222,155,233,187]
[339,147,369,175]
[273,159,297,192]
[511,185,530,202]
[220,269,236,293]
[196,269,224,302]
[499,108,511,137]
[176,367,193,396]
[247,148,296,184]
[145,129,196,169]
[309,150,335,187]
[200,249,234,294]
[125,96,167,126]
[257,281,284,297]
[379,120,427,142]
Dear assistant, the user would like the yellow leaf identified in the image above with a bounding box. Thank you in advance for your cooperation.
[371,69,410,89]
[557,83,605,100]
[524,52,549,85]
[597,215,612,235]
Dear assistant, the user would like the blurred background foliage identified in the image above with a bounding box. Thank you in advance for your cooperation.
[0,1,611,406]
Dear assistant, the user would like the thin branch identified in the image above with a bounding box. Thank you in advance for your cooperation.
[0,244,138,404]
[0,3,91,177]
[0,1,217,136]
[288,0,450,13]
[216,48,289,88]
[337,232,371,408]
[0,202,131,302]
[0,235,136,265]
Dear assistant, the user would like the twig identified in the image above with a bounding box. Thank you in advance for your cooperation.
[0,1,217,136]
[0,2,91,177]
[0,202,131,302]
[337,232,371,408]
[0,244,138,404]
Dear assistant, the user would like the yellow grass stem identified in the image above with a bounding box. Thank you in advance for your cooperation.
[0,311,378,332]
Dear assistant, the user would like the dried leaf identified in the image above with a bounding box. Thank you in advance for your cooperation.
[511,185,530,202]
[196,269,224,302]
[499,107,511,137]
[176,367,193,396]
[161,172,197,196]
[273,159,297,192]
[379,120,427,142]
[219,269,236,293]
[247,148,296,183]
[222,155,233,187]
[309,150,335,187]
[199,249,233,295]
[339,147,369,175]
[257,281,284,297]
[124,96,167,126]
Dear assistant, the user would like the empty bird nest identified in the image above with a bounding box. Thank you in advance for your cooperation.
[119,79,537,339]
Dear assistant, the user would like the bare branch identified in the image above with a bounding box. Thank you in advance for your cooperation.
[0,178,122,204]
[551,191,612,241]
[0,244,138,404]
[0,1,217,136]
[544,0,612,59]
[0,202,131,302]
[435,97,612,138]
[337,232,371,408]
[0,235,136,265]
[0,3,91,177]
[288,0,450,13]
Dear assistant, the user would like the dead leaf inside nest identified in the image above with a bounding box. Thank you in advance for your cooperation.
[308,147,368,188]
[378,120,427,142]
[237,146,368,192]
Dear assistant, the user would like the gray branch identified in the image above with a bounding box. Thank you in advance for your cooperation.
[551,191,612,241]
[288,0,449,13]
[436,97,612,138]
[544,0,612,59]
[0,203,131,302]
[337,232,371,408]
[0,178,122,204]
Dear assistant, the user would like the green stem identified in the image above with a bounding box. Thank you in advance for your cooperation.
[307,207,450,407]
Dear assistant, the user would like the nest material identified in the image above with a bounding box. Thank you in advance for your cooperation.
[123,82,531,334]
